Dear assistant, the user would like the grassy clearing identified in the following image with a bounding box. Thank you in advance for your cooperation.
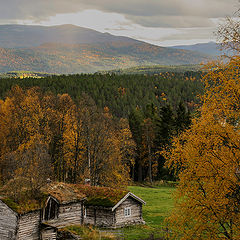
[122,185,175,239]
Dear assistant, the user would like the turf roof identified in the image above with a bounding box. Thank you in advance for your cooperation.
[74,184,128,207]
[0,182,128,213]
[44,182,86,204]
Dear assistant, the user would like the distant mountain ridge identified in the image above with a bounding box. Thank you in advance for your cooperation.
[0,24,141,48]
[171,42,221,56]
[0,24,211,73]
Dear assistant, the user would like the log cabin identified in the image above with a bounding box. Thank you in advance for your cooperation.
[0,183,86,240]
[84,190,146,228]
[0,200,41,240]
[0,183,145,239]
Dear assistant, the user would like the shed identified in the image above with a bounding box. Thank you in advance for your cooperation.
[75,185,146,228]
[113,192,146,228]
[0,182,86,240]
[0,198,41,240]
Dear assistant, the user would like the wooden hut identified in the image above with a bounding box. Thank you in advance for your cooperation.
[40,183,86,239]
[0,198,42,240]
[0,183,86,240]
[76,185,146,228]
[42,183,86,228]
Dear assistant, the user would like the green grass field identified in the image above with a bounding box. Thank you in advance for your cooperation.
[122,185,175,240]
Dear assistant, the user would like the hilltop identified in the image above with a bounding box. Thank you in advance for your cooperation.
[0,24,140,48]
[171,41,221,56]
[0,24,211,74]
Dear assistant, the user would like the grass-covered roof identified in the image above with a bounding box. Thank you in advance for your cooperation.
[0,181,128,213]
[0,182,86,214]
[74,184,128,207]
[44,182,86,204]
[0,178,48,214]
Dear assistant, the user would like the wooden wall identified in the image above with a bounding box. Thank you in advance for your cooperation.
[43,202,83,228]
[84,206,114,227]
[0,200,18,240]
[115,197,144,227]
[41,227,57,240]
[16,211,41,240]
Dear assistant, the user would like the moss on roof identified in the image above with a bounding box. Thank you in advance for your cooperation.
[44,182,86,204]
[0,191,48,214]
[0,182,128,212]
[0,182,85,214]
[74,184,128,207]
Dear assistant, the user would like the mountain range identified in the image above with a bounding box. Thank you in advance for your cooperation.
[171,41,221,56]
[0,24,213,74]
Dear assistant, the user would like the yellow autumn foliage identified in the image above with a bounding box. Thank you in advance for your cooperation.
[0,87,131,188]
[166,57,240,239]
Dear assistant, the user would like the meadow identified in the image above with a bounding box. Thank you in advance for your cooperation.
[122,185,175,239]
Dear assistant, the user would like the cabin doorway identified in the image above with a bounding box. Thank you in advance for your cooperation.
[44,197,59,220]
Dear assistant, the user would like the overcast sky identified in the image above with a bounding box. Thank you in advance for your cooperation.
[1,0,239,46]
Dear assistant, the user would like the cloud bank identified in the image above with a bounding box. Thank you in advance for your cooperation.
[2,0,238,28]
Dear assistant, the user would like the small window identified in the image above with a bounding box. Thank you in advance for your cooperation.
[124,207,131,217]
[84,208,87,218]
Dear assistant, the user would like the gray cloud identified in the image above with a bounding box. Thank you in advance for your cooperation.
[0,0,238,28]
[128,15,216,28]
[160,27,216,41]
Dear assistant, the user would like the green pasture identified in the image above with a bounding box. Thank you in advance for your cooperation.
[122,185,175,239]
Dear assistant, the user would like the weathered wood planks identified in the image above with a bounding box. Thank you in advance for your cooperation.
[0,200,18,240]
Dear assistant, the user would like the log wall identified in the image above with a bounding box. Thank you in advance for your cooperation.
[16,211,41,240]
[115,197,144,227]
[41,228,57,240]
[0,200,18,240]
[84,206,114,227]
[43,202,82,228]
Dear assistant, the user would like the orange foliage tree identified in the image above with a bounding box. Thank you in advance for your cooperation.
[0,86,131,188]
[166,57,240,239]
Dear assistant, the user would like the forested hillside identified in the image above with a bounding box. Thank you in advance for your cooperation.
[0,42,210,73]
[0,72,203,118]
[0,25,211,73]
[171,41,221,56]
[101,64,202,75]
[0,24,141,48]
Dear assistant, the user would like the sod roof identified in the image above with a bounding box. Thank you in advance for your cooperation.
[0,182,129,213]
[74,184,129,207]
[44,182,86,204]
[0,194,47,214]
[0,182,86,214]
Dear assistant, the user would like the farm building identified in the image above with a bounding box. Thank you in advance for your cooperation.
[81,186,146,228]
[0,183,86,240]
[0,183,145,240]
[0,200,41,240]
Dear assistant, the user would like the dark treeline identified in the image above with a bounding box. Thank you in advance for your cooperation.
[0,71,203,118]
[129,102,191,182]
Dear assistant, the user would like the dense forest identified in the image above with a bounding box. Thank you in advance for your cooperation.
[0,71,203,118]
